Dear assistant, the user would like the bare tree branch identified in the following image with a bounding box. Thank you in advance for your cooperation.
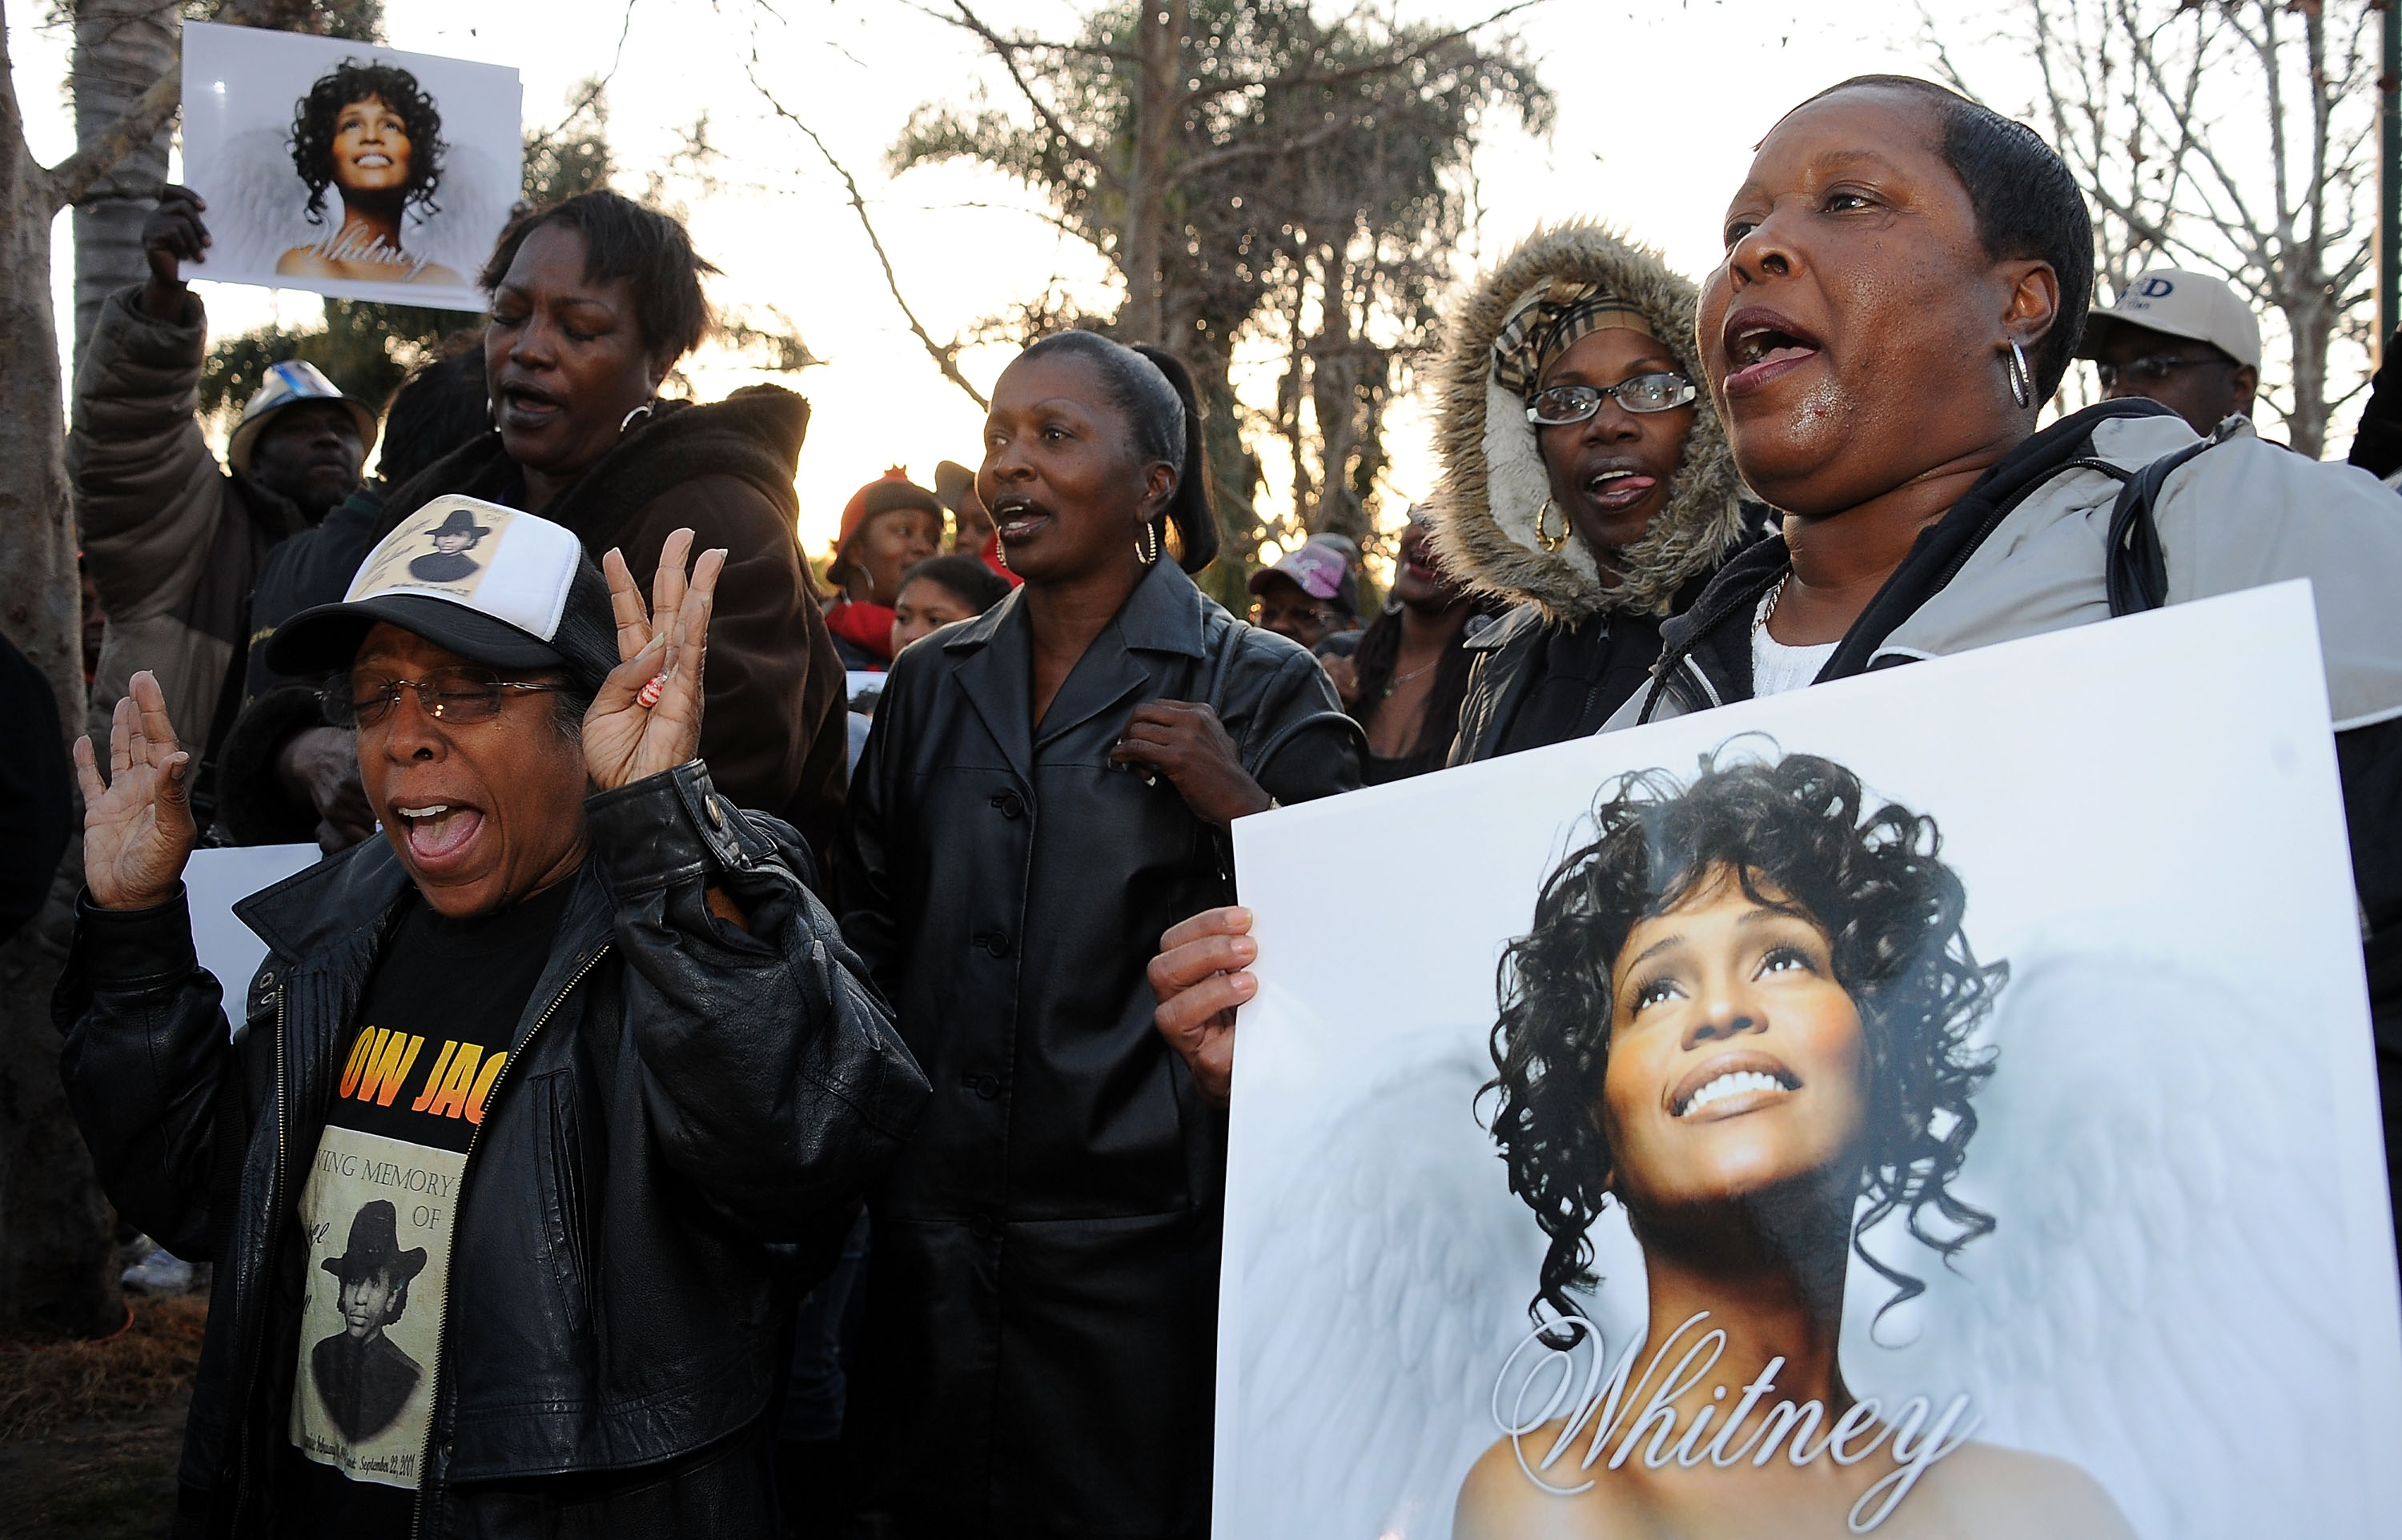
[44,53,178,212]
[746,63,989,410]
[918,0,1123,195]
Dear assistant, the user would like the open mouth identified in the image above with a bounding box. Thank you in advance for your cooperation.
[496,382,564,428]
[394,803,484,868]
[990,494,1050,543]
[1670,1053,1801,1119]
[1582,467,1660,511]
[352,153,394,168]
[1722,307,1822,395]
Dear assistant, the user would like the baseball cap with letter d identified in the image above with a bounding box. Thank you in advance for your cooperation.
[2076,268,2263,369]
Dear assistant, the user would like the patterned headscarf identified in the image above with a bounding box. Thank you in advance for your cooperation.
[1489,279,1657,399]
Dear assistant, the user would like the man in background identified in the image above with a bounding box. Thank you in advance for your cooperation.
[71,184,375,832]
[1247,535,1359,653]
[2078,267,2262,439]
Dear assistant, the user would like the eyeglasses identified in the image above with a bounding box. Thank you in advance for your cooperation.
[325,667,568,728]
[1526,373,1698,426]
[1251,599,1338,631]
[2095,353,2232,389]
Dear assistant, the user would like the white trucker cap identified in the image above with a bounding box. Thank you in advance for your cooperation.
[2077,268,2263,368]
[264,496,621,689]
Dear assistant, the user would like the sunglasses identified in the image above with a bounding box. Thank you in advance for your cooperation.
[2095,353,2233,389]
[324,666,568,728]
[1526,372,1699,426]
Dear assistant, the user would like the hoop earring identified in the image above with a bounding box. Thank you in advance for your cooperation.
[1533,497,1569,553]
[620,401,656,435]
[2005,341,2033,410]
[1135,519,1161,565]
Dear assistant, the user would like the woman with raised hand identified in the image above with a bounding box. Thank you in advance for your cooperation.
[837,330,1363,1538]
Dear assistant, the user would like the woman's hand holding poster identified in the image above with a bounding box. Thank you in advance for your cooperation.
[179,22,520,311]
[1218,582,2402,1539]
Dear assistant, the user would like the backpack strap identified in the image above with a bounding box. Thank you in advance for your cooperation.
[2104,423,2242,617]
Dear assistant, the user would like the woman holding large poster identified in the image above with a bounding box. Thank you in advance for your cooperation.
[1456,752,2130,1537]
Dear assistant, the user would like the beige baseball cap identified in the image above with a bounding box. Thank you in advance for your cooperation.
[2078,268,2262,369]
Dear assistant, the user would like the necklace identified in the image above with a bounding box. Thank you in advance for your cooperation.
[1380,656,1440,699]
[1753,572,1791,640]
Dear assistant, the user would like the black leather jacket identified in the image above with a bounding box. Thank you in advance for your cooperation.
[57,764,929,1538]
[836,559,1363,1536]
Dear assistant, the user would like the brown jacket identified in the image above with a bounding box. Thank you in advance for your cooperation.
[69,285,311,760]
[374,387,848,857]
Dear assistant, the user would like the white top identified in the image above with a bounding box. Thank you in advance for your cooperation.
[1752,588,1838,696]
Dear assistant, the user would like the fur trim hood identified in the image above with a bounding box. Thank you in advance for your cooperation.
[1426,223,1747,623]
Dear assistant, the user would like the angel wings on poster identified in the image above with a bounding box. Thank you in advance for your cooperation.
[180,22,521,311]
[1216,587,2402,1540]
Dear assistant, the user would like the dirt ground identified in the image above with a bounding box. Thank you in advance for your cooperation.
[0,1386,187,1539]
[0,1292,204,1540]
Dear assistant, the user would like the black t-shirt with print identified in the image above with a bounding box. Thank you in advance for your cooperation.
[279,879,573,1539]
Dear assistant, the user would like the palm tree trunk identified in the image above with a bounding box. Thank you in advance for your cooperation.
[69,0,177,390]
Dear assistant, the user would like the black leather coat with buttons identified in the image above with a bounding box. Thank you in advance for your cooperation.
[837,559,1364,1538]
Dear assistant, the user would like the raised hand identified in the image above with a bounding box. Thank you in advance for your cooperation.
[583,529,726,793]
[74,671,199,911]
[139,186,209,321]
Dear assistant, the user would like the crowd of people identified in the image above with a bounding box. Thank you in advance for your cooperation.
[26,69,2402,1540]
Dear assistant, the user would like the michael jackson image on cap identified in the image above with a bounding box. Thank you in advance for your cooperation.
[1456,751,2133,1538]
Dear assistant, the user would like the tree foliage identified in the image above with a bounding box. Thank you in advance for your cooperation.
[893,0,1550,600]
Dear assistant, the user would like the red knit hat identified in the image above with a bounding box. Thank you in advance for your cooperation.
[837,467,944,554]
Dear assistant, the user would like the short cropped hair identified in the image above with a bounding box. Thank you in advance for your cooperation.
[291,61,445,226]
[1484,751,2004,1326]
[1806,76,2095,400]
[480,191,720,367]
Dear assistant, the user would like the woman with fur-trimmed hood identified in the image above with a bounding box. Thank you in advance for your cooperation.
[1145,225,1760,1110]
[1430,222,1756,760]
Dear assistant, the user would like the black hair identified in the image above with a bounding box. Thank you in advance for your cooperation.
[375,332,488,487]
[1802,75,2094,401]
[479,191,720,367]
[291,61,445,225]
[1018,330,1219,573]
[1484,750,2002,1329]
[898,554,1012,616]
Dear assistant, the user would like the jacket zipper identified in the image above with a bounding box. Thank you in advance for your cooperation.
[408,943,610,1540]
[230,985,290,1533]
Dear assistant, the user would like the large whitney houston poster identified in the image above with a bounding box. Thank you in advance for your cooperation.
[180,22,520,311]
[1219,584,2402,1539]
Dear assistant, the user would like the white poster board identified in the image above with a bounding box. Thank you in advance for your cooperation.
[186,842,319,1011]
[180,22,520,311]
[1219,583,2402,1538]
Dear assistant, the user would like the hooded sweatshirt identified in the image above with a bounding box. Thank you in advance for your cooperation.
[1424,223,1757,764]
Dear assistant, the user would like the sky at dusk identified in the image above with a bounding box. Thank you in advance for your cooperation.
[12,1,2364,563]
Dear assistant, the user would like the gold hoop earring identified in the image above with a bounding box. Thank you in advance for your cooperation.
[1533,498,1569,553]
[1135,519,1161,565]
